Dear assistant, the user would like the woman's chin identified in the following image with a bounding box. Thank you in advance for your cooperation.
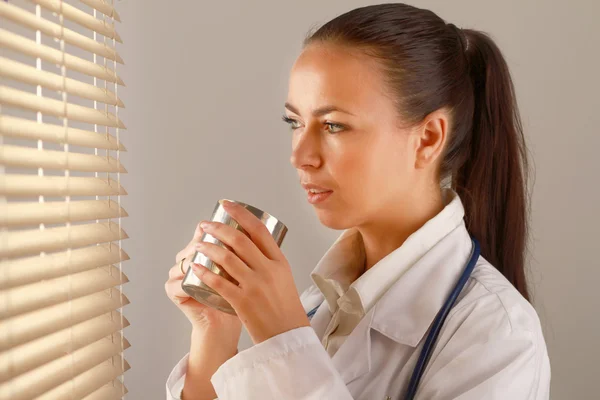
[315,210,352,230]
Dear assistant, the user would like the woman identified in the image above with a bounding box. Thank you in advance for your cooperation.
[164,3,551,399]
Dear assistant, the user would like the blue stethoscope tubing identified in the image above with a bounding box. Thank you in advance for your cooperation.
[305,236,481,400]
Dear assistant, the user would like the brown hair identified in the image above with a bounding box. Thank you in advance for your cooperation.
[304,3,531,301]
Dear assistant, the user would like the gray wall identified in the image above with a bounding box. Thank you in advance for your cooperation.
[116,1,600,398]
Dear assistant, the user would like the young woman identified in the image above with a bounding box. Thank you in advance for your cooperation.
[164,3,551,399]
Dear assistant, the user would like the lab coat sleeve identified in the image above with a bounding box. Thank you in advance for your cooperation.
[166,286,324,400]
[210,325,354,400]
[165,352,219,400]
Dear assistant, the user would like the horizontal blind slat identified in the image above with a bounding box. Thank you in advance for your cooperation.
[0,221,128,259]
[0,87,125,128]
[0,116,126,151]
[0,287,130,351]
[0,346,130,400]
[30,0,122,42]
[0,29,125,85]
[0,243,129,290]
[0,57,124,107]
[0,144,127,173]
[0,174,127,197]
[82,380,128,400]
[35,356,131,400]
[1,199,128,228]
[0,2,124,63]
[0,311,129,382]
[80,0,122,23]
[2,265,128,318]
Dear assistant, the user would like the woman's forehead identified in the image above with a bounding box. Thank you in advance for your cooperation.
[287,44,390,115]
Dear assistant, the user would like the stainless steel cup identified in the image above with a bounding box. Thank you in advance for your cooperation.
[181,199,288,315]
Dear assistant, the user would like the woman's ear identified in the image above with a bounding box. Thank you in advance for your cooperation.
[414,110,449,170]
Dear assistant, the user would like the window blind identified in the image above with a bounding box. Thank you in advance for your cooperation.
[0,0,130,399]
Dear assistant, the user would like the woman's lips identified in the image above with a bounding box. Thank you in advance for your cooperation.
[307,190,333,204]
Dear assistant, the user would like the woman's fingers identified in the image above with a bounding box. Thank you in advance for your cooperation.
[175,224,205,263]
[192,222,205,241]
[168,261,187,280]
[169,253,205,304]
[165,268,191,304]
[167,223,208,305]
[175,223,205,262]
[194,241,252,284]
[168,263,180,280]
[169,245,198,283]
[191,261,242,306]
[187,222,205,248]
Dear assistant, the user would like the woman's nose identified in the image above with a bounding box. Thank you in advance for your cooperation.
[289,130,322,170]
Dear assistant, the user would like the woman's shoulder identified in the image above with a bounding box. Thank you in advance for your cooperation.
[425,257,551,399]
[451,255,545,337]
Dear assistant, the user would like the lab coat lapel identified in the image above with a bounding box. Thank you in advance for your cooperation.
[308,295,330,340]
[309,294,375,385]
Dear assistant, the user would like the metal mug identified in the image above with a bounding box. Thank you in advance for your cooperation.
[181,199,288,315]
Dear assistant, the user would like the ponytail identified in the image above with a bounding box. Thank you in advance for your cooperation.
[453,30,531,301]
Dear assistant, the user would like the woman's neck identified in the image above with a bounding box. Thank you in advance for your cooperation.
[356,188,445,272]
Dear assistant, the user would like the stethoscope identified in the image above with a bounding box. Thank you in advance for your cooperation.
[306,236,481,400]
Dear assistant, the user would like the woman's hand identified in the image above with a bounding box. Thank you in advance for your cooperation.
[164,222,242,350]
[190,200,311,345]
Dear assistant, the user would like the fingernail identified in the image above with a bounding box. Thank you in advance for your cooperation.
[193,264,204,273]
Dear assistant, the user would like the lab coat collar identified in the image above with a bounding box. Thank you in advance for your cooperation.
[308,190,475,385]
[310,228,366,314]
[310,224,474,385]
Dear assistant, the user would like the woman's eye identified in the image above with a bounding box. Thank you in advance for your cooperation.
[325,122,344,134]
[281,115,345,134]
[281,115,301,130]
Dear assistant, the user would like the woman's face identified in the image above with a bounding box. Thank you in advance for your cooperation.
[286,43,424,230]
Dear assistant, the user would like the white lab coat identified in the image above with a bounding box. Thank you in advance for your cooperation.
[166,209,551,399]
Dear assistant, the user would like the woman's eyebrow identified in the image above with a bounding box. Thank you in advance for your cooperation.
[284,102,356,117]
